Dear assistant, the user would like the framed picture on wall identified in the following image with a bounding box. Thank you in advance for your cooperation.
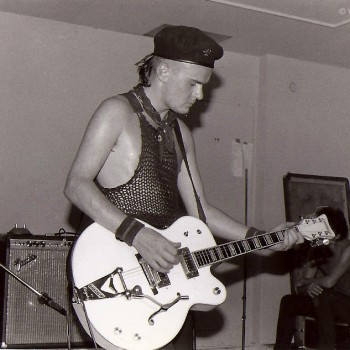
[283,172,350,226]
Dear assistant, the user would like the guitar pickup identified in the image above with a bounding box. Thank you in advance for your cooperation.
[179,247,199,279]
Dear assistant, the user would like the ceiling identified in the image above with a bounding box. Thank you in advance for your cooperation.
[1,0,350,69]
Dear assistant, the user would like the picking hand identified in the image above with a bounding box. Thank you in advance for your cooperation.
[133,227,181,273]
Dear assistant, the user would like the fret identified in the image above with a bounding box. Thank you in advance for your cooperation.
[276,231,285,241]
[202,249,211,264]
[217,246,225,259]
[242,240,251,252]
[264,233,274,245]
[230,242,239,254]
[211,248,220,262]
[228,243,238,256]
[194,251,205,267]
[190,215,332,271]
[195,249,215,267]
[202,250,209,265]
[210,249,218,263]
[222,244,232,258]
[214,247,223,260]
[235,241,245,254]
[225,243,232,258]
[194,231,284,266]
[257,235,268,247]
[252,236,262,248]
[247,237,257,250]
[271,231,283,243]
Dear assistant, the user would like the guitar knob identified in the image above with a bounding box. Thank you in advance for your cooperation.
[213,287,221,295]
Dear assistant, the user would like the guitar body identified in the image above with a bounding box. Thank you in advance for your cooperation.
[70,213,334,350]
[70,216,227,350]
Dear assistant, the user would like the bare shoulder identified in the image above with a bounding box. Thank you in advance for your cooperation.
[91,95,134,126]
[75,94,137,153]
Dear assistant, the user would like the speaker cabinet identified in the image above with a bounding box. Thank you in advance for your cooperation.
[0,234,93,348]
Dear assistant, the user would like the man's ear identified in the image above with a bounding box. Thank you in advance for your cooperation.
[156,61,170,83]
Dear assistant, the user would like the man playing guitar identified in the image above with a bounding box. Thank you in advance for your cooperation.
[64,25,303,349]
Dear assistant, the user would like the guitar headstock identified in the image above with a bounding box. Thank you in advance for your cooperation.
[297,214,335,246]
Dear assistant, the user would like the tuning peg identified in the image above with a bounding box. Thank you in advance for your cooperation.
[310,238,331,247]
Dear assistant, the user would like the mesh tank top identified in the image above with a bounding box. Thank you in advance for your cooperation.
[96,90,186,229]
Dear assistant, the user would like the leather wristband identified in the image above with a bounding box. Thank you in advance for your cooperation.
[115,216,144,246]
[245,226,266,238]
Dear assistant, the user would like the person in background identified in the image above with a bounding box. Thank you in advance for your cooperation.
[274,206,350,350]
[64,25,303,349]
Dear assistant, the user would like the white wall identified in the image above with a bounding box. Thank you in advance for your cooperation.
[0,12,152,233]
[191,52,260,349]
[2,10,350,350]
[0,11,260,349]
[251,54,350,346]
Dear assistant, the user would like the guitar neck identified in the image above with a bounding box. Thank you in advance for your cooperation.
[192,228,289,268]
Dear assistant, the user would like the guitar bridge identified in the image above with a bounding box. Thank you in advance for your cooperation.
[137,254,170,295]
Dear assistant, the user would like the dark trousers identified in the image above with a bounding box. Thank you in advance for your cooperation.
[274,289,350,350]
[314,289,350,350]
[274,294,316,349]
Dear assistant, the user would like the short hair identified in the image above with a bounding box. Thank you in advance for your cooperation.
[135,54,158,87]
[315,206,349,240]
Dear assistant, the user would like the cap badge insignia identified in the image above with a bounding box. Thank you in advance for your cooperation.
[203,48,212,57]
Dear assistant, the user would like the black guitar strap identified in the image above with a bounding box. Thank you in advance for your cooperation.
[174,120,207,224]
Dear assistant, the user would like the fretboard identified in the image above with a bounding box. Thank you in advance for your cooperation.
[193,229,287,268]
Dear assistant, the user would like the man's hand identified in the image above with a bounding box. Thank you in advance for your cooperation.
[307,282,323,298]
[268,222,304,251]
[132,227,181,273]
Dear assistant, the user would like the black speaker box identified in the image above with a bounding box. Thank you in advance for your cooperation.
[0,233,93,348]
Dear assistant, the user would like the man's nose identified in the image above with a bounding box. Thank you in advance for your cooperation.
[194,85,203,100]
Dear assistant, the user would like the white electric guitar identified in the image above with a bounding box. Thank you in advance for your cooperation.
[70,214,334,350]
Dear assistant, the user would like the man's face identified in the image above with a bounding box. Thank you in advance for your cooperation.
[164,61,213,115]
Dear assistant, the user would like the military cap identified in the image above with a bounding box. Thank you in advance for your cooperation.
[153,26,223,68]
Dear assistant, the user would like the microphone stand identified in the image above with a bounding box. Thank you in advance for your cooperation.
[0,262,67,316]
[0,262,71,349]
[241,168,248,350]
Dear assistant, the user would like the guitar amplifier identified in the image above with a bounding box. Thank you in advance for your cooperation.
[0,233,93,348]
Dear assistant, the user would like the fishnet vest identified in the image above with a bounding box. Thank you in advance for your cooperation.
[96,92,186,229]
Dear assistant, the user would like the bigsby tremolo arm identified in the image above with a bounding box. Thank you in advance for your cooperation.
[145,293,189,325]
[116,268,189,325]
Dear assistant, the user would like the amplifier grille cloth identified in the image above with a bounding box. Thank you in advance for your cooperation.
[2,238,91,347]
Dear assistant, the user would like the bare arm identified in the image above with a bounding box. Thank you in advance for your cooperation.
[64,97,180,273]
[294,260,319,296]
[64,97,130,232]
[295,245,350,297]
[176,120,303,249]
[307,246,350,289]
